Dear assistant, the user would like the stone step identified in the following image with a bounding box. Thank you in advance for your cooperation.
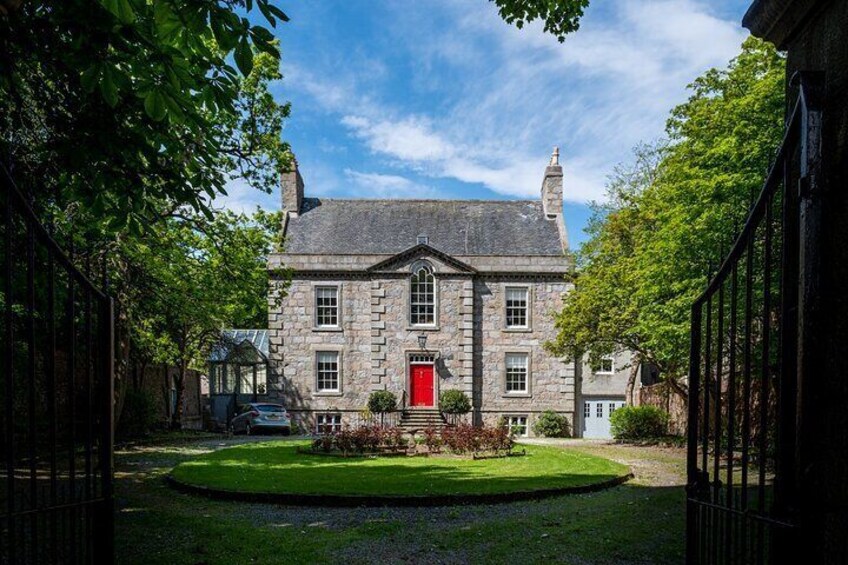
[398,410,448,432]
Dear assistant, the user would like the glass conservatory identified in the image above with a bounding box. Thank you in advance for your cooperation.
[207,329,270,426]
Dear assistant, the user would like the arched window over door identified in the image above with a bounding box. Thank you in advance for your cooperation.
[410,263,436,326]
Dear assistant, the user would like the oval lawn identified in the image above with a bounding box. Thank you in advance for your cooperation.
[170,441,629,499]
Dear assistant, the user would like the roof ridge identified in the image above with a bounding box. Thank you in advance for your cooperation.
[304,198,541,204]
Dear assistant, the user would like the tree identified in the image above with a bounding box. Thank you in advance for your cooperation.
[548,38,786,400]
[0,0,291,229]
[491,0,590,42]
[125,209,288,428]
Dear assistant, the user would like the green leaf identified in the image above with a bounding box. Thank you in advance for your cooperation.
[81,64,101,93]
[153,0,182,43]
[250,25,274,43]
[257,1,277,27]
[234,38,254,76]
[144,90,167,121]
[254,39,279,59]
[101,0,136,23]
[162,92,185,123]
[100,66,119,107]
[266,4,290,22]
[211,12,239,51]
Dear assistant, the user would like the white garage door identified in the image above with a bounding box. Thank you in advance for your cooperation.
[583,399,625,439]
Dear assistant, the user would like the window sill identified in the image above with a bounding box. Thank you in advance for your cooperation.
[314,391,343,397]
[313,327,343,333]
[503,327,532,333]
[407,326,440,332]
[594,371,615,376]
[502,393,532,398]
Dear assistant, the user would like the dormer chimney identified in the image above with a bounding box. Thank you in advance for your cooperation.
[281,156,304,217]
[541,146,563,218]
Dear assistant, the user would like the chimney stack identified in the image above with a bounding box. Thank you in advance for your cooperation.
[541,146,563,218]
[281,156,304,217]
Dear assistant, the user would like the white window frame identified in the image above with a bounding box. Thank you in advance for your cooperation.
[595,354,615,375]
[596,403,604,418]
[314,350,342,394]
[506,415,528,437]
[504,285,531,330]
[504,352,531,396]
[584,402,591,419]
[313,284,342,330]
[316,413,342,434]
[409,262,437,328]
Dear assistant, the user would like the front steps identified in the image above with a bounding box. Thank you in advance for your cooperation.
[398,409,447,433]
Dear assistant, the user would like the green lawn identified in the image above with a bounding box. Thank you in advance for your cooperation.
[169,441,629,497]
[116,438,686,564]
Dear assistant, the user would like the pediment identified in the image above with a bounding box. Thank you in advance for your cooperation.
[366,244,477,275]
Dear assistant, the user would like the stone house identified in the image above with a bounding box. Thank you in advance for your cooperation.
[265,149,631,437]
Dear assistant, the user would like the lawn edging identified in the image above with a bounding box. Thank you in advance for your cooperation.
[165,470,633,507]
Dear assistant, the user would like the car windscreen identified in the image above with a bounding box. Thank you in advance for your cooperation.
[255,405,285,413]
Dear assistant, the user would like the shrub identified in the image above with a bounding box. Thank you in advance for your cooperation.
[422,425,442,452]
[479,425,513,454]
[439,389,471,414]
[313,435,334,453]
[367,391,398,415]
[117,389,158,439]
[532,410,571,438]
[383,426,406,450]
[334,427,355,455]
[609,405,669,440]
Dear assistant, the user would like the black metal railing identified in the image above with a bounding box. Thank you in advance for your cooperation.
[686,74,821,564]
[1,164,115,564]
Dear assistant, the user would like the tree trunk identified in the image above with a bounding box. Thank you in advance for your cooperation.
[170,360,187,430]
[624,353,640,405]
[161,364,171,421]
[665,375,689,404]
[113,308,131,429]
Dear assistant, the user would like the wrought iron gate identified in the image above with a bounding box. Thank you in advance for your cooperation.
[1,164,115,564]
[686,74,821,564]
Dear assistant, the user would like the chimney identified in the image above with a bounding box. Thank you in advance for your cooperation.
[281,156,304,217]
[541,146,563,218]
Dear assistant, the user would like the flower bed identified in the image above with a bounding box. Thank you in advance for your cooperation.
[308,423,516,458]
[310,425,408,456]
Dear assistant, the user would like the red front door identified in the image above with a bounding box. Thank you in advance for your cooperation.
[410,364,435,407]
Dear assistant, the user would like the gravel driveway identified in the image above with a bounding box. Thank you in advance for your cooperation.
[115,434,687,564]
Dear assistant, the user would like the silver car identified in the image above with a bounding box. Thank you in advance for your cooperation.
[230,403,291,435]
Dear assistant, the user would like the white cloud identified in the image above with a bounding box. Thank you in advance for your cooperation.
[288,0,747,204]
[341,116,455,162]
[343,169,444,199]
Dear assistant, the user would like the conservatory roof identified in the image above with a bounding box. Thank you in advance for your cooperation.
[208,329,269,362]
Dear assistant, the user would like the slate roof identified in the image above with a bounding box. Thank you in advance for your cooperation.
[208,329,269,362]
[284,199,564,256]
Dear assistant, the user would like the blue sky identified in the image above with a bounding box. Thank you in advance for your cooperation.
[219,0,753,249]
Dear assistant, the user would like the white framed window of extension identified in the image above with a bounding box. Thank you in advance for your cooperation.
[584,402,591,419]
[316,413,341,434]
[595,354,615,374]
[507,415,528,437]
[314,285,340,328]
[505,353,529,394]
[315,351,340,393]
